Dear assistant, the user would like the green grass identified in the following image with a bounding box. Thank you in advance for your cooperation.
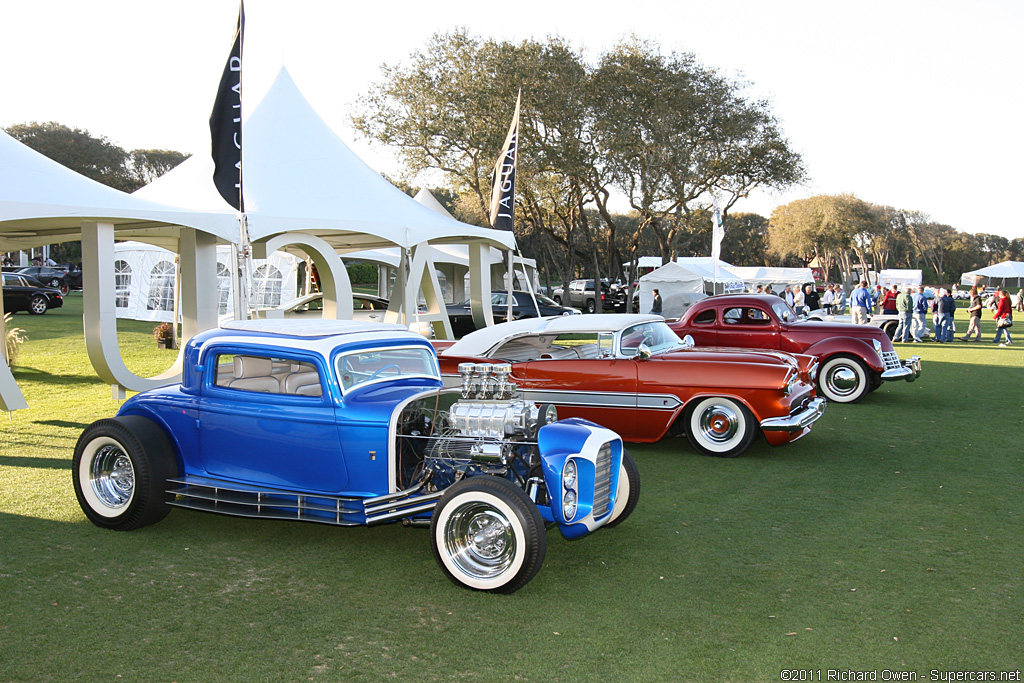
[1,296,1021,682]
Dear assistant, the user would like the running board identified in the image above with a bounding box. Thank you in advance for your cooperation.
[166,476,441,527]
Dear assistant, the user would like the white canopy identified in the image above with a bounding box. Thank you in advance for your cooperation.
[960,261,1024,287]
[638,262,708,318]
[0,129,239,251]
[877,269,922,288]
[135,68,515,253]
[730,266,814,290]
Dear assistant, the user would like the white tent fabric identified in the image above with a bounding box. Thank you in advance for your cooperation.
[960,261,1024,287]
[624,256,744,294]
[135,69,516,252]
[0,129,239,251]
[111,241,298,323]
[638,262,707,318]
[877,269,922,288]
[730,266,815,290]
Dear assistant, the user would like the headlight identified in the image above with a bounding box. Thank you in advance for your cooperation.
[562,490,577,521]
[872,339,883,353]
[562,458,577,491]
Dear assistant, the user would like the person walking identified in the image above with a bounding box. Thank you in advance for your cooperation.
[992,289,1014,346]
[894,285,914,343]
[793,286,805,315]
[1016,288,1024,313]
[960,286,983,341]
[851,281,872,325]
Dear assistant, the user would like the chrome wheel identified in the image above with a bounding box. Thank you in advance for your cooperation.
[818,355,869,403]
[685,396,756,457]
[444,502,517,581]
[431,477,545,593]
[90,443,136,510]
[697,403,741,445]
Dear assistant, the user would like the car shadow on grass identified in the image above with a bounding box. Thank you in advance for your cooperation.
[33,419,91,430]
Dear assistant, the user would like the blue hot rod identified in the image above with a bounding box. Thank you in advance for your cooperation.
[72,320,639,593]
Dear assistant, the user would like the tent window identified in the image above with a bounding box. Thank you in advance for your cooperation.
[146,260,175,311]
[114,260,132,308]
[252,264,284,307]
[694,309,716,325]
[216,263,231,315]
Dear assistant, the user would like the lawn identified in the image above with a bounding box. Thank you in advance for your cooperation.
[1,295,1021,682]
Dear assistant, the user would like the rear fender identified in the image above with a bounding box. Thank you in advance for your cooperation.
[536,418,622,540]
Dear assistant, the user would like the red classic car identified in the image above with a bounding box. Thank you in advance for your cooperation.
[668,294,922,404]
[432,314,826,458]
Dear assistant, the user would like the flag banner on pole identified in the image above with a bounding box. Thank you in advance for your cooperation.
[210,2,244,211]
[488,91,521,231]
[711,194,725,284]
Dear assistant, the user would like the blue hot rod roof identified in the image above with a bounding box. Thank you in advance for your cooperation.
[221,319,410,338]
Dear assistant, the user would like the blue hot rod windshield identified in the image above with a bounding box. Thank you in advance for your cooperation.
[335,346,440,392]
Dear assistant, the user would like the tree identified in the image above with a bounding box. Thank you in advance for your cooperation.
[4,121,189,193]
[353,32,805,290]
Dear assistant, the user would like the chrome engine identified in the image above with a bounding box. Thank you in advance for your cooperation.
[408,363,557,489]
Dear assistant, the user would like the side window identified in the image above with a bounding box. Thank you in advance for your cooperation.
[213,353,322,397]
[693,309,716,325]
[723,307,743,324]
[747,307,770,324]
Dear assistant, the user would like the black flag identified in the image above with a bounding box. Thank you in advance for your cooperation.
[210,2,244,211]
[488,91,521,230]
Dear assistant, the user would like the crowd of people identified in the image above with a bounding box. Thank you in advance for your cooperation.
[752,280,1018,347]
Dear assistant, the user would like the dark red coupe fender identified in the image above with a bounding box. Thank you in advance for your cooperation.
[668,294,922,404]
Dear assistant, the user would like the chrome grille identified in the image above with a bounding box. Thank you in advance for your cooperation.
[881,350,902,371]
[592,443,613,519]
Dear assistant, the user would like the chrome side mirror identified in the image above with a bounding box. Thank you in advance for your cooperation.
[637,343,652,360]
[681,335,695,349]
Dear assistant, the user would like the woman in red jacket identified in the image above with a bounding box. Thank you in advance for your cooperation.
[992,289,1013,346]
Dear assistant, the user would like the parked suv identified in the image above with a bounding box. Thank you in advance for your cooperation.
[552,279,626,313]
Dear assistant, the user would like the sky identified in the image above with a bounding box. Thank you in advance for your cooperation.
[1,0,1021,239]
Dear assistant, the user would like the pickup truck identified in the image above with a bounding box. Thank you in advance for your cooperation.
[552,279,626,313]
[667,294,921,404]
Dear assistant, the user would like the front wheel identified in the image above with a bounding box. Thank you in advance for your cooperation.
[684,396,757,458]
[818,354,870,403]
[431,477,546,594]
[604,449,640,528]
[585,299,597,314]
[72,416,178,531]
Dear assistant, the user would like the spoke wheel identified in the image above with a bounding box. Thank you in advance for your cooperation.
[818,354,870,404]
[685,396,756,458]
[431,477,545,593]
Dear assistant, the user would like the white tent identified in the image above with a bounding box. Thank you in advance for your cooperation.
[623,256,744,294]
[878,269,922,288]
[960,261,1024,289]
[638,262,707,318]
[730,266,815,291]
[111,241,298,323]
[136,68,515,253]
[0,129,239,252]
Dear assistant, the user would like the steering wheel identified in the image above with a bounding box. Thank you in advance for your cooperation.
[367,364,402,381]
